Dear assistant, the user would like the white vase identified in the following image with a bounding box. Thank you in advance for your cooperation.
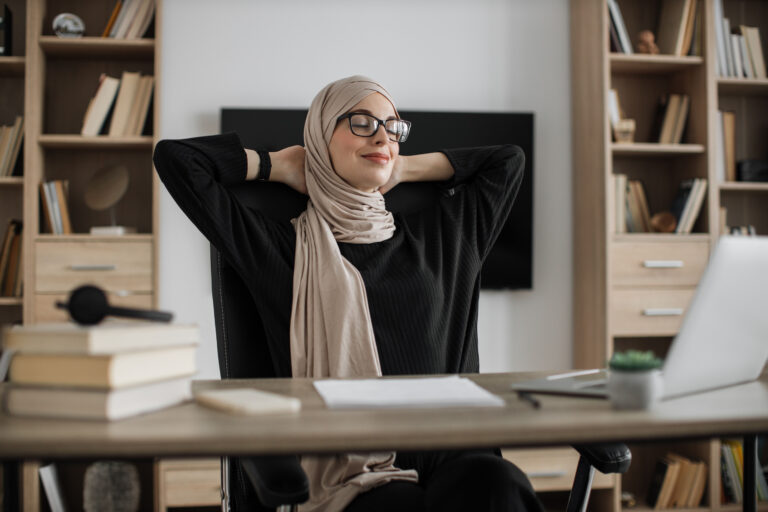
[607,369,663,410]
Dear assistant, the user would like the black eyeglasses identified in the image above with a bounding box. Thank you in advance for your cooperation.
[336,112,412,143]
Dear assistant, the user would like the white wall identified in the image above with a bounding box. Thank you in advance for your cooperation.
[159,0,572,379]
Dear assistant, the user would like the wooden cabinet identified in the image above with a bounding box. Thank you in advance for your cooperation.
[21,0,160,326]
[571,0,768,510]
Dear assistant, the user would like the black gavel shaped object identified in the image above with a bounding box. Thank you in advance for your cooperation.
[56,285,173,325]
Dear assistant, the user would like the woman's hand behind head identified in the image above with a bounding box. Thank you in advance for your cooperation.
[271,145,307,195]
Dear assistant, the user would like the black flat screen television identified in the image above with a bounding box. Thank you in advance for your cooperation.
[221,108,533,289]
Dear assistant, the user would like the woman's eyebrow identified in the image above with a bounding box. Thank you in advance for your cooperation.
[350,108,398,120]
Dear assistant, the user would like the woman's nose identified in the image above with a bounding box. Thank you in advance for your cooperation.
[371,124,389,145]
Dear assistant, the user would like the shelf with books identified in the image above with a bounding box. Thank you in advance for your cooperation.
[612,142,705,155]
[0,55,25,75]
[0,297,22,306]
[719,182,768,192]
[38,134,153,149]
[34,233,153,242]
[611,54,704,74]
[717,77,768,95]
[38,36,154,57]
[0,176,23,185]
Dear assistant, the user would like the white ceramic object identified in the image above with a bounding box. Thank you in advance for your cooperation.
[607,369,663,410]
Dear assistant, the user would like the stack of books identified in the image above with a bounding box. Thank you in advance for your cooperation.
[39,180,72,235]
[0,219,22,297]
[2,321,199,420]
[0,115,23,177]
[81,71,154,137]
[671,178,707,234]
[646,452,708,509]
[102,0,155,39]
[654,94,691,145]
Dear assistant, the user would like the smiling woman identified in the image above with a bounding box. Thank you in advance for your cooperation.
[153,75,538,512]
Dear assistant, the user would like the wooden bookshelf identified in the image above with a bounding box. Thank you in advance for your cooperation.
[14,0,162,509]
[572,0,768,511]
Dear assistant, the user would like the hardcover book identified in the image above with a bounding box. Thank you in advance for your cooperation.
[3,321,199,355]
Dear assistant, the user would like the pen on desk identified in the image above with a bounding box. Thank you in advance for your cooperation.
[517,391,541,409]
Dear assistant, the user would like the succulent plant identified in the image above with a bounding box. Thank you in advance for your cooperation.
[608,350,663,371]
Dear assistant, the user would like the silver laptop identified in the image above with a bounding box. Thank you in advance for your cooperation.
[511,236,768,400]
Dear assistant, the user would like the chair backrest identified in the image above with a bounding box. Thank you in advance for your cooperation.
[211,180,442,379]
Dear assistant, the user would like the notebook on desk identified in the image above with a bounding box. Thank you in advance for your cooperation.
[512,236,768,400]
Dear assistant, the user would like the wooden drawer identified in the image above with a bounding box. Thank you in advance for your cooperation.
[35,240,153,293]
[611,240,709,287]
[157,458,221,509]
[34,293,153,323]
[503,448,615,492]
[610,288,695,336]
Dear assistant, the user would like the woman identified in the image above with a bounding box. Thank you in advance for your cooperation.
[154,75,542,512]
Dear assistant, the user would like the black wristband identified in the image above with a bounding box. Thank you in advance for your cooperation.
[256,150,271,181]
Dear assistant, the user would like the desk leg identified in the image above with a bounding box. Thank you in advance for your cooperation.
[20,461,40,512]
[743,435,757,512]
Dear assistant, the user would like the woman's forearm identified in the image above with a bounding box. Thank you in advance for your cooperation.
[245,146,307,194]
[400,152,455,183]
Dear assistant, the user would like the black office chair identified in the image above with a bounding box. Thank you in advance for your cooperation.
[211,180,632,512]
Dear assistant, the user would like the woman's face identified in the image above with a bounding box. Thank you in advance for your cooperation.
[329,92,399,193]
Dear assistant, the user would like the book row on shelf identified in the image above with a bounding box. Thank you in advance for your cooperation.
[713,0,767,79]
[716,110,768,184]
[646,451,708,509]
[0,218,21,298]
[2,322,199,420]
[39,180,71,235]
[103,0,155,40]
[0,115,23,177]
[720,438,768,505]
[608,0,702,56]
[81,71,154,137]
[610,89,690,145]
[613,174,706,235]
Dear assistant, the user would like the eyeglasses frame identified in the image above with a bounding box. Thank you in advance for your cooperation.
[336,112,411,143]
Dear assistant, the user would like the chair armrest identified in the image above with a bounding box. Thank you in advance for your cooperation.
[240,455,309,507]
[572,443,632,474]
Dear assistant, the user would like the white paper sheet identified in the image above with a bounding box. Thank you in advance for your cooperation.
[313,375,505,409]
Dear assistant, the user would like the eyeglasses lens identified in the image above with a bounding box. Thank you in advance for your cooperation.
[348,114,410,142]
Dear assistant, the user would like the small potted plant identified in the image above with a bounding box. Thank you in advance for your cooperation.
[607,350,663,410]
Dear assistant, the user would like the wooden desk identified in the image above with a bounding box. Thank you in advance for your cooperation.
[1,372,767,459]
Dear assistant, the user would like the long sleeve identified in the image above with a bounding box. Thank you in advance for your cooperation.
[438,145,525,261]
[153,132,296,294]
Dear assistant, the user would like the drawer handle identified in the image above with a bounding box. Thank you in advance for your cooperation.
[69,264,117,271]
[643,308,684,316]
[643,260,684,269]
[527,470,568,478]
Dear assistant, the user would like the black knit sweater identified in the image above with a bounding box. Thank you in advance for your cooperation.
[153,133,524,378]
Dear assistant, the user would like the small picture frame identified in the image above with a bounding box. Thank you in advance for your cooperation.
[0,5,12,56]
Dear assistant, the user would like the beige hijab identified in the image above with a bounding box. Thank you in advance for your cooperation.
[289,76,418,511]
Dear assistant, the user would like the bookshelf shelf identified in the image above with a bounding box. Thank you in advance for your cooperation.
[718,182,768,192]
[0,297,23,306]
[0,177,23,186]
[719,504,768,512]
[38,135,153,149]
[38,36,155,58]
[35,234,154,242]
[612,143,706,156]
[610,54,704,74]
[0,56,25,76]
[717,77,768,96]
[612,233,711,243]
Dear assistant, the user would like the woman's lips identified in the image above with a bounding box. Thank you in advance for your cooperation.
[362,153,390,165]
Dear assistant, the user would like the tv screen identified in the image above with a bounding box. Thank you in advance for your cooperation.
[221,108,533,289]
